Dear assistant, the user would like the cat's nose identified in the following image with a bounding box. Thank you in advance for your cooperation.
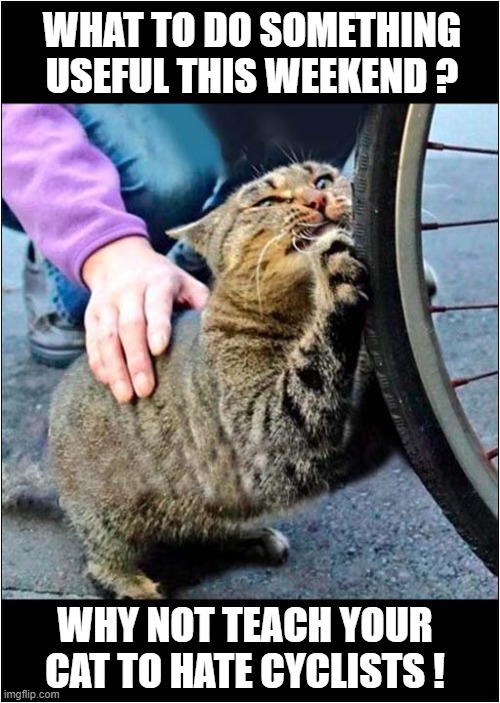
[298,188,327,213]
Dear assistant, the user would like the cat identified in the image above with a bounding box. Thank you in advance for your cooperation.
[48,161,391,599]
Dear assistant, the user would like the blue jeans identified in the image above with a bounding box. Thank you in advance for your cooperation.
[5,104,367,324]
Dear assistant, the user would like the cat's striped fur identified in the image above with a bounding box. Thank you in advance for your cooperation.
[50,162,384,599]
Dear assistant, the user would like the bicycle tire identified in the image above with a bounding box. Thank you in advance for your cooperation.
[353,104,498,574]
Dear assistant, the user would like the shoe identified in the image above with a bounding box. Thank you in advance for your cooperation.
[23,243,85,368]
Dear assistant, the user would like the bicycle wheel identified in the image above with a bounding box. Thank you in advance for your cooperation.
[354,104,498,574]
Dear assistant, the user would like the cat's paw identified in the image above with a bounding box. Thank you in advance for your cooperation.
[239,527,290,566]
[327,249,369,299]
[87,560,165,600]
[325,194,352,225]
[312,226,354,257]
[315,232,369,307]
[117,576,164,600]
[259,528,290,565]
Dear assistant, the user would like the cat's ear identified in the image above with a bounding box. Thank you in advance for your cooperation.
[167,210,216,256]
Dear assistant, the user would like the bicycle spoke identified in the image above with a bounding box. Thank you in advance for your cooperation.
[430,303,498,313]
[486,447,499,461]
[427,141,498,156]
[451,370,498,388]
[422,218,498,231]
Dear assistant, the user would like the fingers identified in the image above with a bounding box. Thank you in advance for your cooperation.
[144,280,173,356]
[85,308,106,385]
[178,272,210,310]
[82,251,210,404]
[118,293,155,399]
[86,299,155,404]
[98,305,134,403]
[143,273,208,358]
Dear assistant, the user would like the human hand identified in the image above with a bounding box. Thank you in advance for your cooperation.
[82,236,209,403]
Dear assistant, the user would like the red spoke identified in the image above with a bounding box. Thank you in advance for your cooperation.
[452,370,498,388]
[427,140,498,156]
[485,447,499,461]
[430,303,498,313]
[422,218,498,231]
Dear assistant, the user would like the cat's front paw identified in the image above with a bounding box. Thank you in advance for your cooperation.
[317,232,370,307]
[325,194,352,226]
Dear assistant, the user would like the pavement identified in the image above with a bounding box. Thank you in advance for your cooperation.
[1,105,498,600]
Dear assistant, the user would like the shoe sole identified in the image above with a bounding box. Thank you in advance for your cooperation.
[30,343,84,369]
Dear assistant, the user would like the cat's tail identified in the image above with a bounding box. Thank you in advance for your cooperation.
[2,460,62,518]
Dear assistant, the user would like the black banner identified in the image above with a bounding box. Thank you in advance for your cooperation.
[1,600,498,701]
[1,2,498,102]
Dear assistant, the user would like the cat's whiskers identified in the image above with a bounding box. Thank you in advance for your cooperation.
[294,220,329,244]
[296,220,329,230]
[292,237,311,256]
[295,218,352,242]
[251,163,266,178]
[276,142,300,165]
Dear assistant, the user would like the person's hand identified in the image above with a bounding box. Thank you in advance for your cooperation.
[82,236,208,403]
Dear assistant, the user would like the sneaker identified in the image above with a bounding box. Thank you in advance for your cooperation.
[23,243,85,368]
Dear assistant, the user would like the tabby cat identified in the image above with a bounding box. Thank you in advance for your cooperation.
[50,161,386,599]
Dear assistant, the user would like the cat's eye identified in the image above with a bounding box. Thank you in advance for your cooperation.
[255,196,289,207]
[314,174,334,190]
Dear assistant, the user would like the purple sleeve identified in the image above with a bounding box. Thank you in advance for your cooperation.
[2,104,149,285]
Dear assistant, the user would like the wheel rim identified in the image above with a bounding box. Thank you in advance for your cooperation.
[395,104,498,518]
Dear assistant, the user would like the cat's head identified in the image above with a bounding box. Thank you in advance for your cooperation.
[168,161,352,302]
